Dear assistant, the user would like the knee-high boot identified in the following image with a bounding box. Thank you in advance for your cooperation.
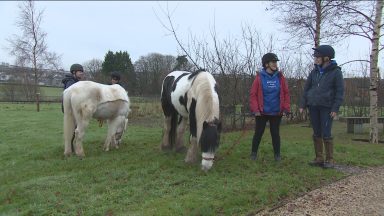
[308,135,324,167]
[323,137,334,169]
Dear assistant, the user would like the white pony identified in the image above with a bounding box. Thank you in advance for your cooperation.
[161,70,222,171]
[63,81,131,157]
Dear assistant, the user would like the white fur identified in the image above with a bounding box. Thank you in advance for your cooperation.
[168,71,193,117]
[201,152,214,171]
[63,81,131,157]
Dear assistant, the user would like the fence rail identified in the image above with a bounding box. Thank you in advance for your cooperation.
[0,96,61,103]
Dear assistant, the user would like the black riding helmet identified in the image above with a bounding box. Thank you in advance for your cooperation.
[70,63,84,74]
[262,53,279,68]
[312,45,335,59]
[111,71,121,81]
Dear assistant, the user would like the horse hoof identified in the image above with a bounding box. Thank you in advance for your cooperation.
[175,146,187,153]
[161,145,172,152]
[185,158,197,164]
[76,151,85,157]
[76,154,85,160]
[201,166,210,172]
[201,160,213,171]
[64,152,72,157]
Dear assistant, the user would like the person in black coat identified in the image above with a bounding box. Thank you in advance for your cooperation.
[61,63,84,112]
[62,63,85,89]
[300,45,344,169]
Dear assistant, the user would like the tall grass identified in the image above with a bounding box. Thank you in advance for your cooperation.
[0,103,383,215]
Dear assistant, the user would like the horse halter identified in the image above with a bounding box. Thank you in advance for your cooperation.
[206,118,221,129]
[202,156,215,161]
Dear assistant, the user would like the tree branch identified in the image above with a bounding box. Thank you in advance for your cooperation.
[339,59,370,67]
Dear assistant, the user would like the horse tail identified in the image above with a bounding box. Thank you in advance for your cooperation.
[63,92,76,152]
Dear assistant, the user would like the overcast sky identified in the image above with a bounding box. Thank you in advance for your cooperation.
[0,1,380,75]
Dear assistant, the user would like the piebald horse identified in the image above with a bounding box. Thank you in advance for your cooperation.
[63,81,130,157]
[161,70,222,171]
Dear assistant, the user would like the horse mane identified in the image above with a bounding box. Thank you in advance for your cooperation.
[192,72,220,123]
[188,68,206,80]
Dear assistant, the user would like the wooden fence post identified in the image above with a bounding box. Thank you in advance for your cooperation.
[36,92,40,112]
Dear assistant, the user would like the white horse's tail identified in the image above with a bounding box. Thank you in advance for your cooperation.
[63,92,76,155]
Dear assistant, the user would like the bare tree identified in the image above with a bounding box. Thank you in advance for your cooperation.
[329,1,383,143]
[134,53,176,96]
[7,0,62,111]
[268,0,353,48]
[83,58,103,81]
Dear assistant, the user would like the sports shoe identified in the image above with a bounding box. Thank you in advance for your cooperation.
[250,152,257,160]
[274,155,281,161]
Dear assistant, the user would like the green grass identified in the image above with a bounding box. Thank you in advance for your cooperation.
[0,103,383,215]
[39,86,62,97]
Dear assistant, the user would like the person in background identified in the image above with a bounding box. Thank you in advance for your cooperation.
[62,64,84,113]
[299,45,344,169]
[249,53,290,161]
[62,63,84,90]
[110,71,121,85]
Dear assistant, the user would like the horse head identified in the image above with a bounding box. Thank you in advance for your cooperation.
[200,118,222,171]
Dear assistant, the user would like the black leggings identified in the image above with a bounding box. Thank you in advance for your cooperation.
[251,115,282,156]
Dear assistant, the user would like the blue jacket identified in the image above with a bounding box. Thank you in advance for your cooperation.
[300,61,344,112]
[260,69,281,115]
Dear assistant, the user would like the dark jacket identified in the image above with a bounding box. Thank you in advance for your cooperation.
[249,70,290,115]
[300,61,344,112]
[62,73,79,90]
[61,73,79,113]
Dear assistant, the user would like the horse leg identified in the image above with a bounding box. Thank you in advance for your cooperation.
[115,118,129,148]
[185,136,198,163]
[103,130,114,151]
[161,116,172,151]
[73,120,89,158]
[112,117,128,149]
[63,111,76,157]
[72,106,93,158]
[104,118,119,151]
[175,117,187,153]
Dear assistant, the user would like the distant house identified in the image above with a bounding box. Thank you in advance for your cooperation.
[0,62,67,87]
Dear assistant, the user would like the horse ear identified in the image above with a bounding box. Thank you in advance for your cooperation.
[203,121,208,129]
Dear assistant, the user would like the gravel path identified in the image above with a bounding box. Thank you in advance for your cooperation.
[257,166,384,216]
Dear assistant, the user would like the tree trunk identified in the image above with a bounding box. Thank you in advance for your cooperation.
[314,0,322,47]
[369,0,383,144]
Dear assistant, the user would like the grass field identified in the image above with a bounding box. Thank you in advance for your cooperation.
[0,102,383,215]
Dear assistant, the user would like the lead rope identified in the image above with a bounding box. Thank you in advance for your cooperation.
[215,117,254,161]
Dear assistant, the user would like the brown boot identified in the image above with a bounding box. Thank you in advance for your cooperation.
[308,136,324,167]
[323,138,334,169]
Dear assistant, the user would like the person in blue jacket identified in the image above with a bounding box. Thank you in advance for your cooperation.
[300,45,344,169]
[249,53,291,161]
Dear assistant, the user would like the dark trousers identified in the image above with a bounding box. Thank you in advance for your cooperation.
[251,115,282,156]
[308,106,333,138]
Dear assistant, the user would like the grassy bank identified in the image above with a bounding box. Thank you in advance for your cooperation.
[0,103,383,215]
